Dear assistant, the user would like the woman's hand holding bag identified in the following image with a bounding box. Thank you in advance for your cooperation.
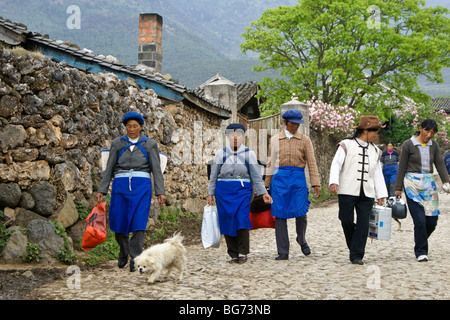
[82,201,108,251]
[201,205,221,248]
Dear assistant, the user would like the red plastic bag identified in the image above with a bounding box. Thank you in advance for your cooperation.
[82,201,107,251]
[250,209,275,230]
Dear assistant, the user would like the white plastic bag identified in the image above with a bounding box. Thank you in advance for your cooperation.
[201,205,221,248]
[101,149,110,172]
[159,153,168,174]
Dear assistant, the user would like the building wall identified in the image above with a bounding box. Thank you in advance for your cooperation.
[0,47,224,233]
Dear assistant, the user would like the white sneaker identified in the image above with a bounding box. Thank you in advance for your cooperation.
[417,255,428,262]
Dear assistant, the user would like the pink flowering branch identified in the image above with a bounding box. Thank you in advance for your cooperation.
[305,99,361,139]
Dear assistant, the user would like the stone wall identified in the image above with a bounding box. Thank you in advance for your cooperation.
[310,129,339,188]
[0,46,223,261]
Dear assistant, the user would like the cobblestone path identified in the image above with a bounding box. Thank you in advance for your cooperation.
[27,194,450,301]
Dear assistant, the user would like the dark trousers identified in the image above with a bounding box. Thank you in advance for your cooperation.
[115,230,145,260]
[338,194,373,261]
[406,196,438,257]
[224,229,250,258]
[275,215,307,256]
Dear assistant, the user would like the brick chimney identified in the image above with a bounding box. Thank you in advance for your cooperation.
[138,13,163,73]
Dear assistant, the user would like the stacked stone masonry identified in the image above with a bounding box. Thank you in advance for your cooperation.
[0,46,223,262]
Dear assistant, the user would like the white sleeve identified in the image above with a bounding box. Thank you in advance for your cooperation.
[329,146,346,186]
[374,160,388,199]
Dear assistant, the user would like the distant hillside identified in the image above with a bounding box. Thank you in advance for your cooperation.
[418,68,450,97]
[168,59,282,88]
[1,0,448,94]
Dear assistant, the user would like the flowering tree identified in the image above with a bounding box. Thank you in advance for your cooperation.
[306,98,449,149]
[306,99,361,139]
[382,101,449,148]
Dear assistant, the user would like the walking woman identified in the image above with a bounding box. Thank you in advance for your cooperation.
[265,109,321,260]
[329,116,388,265]
[207,123,272,264]
[97,111,166,271]
[394,119,450,262]
[381,141,400,197]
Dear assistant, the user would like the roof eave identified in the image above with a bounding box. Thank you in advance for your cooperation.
[182,92,231,119]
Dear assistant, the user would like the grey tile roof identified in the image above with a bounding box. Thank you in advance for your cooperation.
[431,98,450,113]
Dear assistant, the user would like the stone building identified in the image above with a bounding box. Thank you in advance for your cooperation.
[193,72,261,122]
[0,14,238,262]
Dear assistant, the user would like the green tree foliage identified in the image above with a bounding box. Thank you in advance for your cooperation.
[241,0,450,117]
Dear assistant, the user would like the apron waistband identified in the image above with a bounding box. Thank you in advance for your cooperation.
[115,170,150,192]
[217,178,250,187]
[115,170,151,179]
[217,179,251,182]
[277,166,305,172]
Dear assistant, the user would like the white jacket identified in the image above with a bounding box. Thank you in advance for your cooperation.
[329,138,387,199]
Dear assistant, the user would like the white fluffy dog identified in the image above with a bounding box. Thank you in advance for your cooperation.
[134,233,187,284]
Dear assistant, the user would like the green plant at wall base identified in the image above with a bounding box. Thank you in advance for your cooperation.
[0,210,15,249]
[51,221,69,249]
[148,228,166,244]
[82,227,120,267]
[49,220,79,264]
[76,203,91,221]
[56,249,77,265]
[160,204,183,222]
[20,243,43,263]
[148,204,201,244]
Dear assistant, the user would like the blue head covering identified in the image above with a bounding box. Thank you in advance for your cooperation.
[225,123,246,133]
[122,111,145,125]
[282,109,304,124]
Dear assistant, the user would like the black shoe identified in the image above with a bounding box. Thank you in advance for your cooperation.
[237,256,248,264]
[351,259,364,265]
[118,257,128,268]
[301,243,311,256]
[130,259,136,272]
[275,254,288,260]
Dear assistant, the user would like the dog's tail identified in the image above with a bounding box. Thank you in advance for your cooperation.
[165,232,184,246]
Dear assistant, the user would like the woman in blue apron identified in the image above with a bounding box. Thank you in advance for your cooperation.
[207,123,272,264]
[97,111,166,271]
[265,109,321,260]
